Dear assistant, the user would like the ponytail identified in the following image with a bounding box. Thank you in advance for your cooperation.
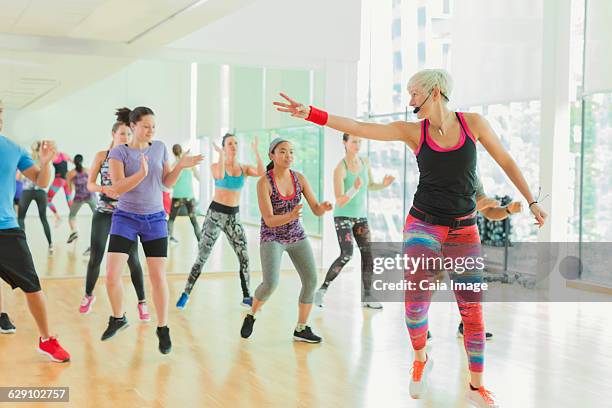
[266,161,274,171]
[74,154,84,173]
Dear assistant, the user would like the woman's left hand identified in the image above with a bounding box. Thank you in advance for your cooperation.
[179,150,204,169]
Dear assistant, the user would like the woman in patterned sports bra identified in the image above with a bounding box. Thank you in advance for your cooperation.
[273,69,547,407]
[176,133,265,310]
[240,138,332,344]
[78,121,148,321]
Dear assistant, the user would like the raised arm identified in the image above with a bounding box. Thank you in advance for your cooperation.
[273,93,421,150]
[244,137,265,177]
[468,113,546,227]
[162,150,203,188]
[21,140,56,188]
[210,143,225,180]
[297,172,332,216]
[364,157,395,191]
[257,177,302,228]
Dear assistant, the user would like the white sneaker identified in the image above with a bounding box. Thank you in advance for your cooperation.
[409,355,433,399]
[467,386,499,407]
[362,300,383,309]
[314,288,326,307]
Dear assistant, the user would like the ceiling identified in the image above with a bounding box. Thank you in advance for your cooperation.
[0,0,254,109]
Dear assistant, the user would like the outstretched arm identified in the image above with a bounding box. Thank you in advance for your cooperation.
[245,137,265,177]
[470,113,546,227]
[365,157,395,191]
[273,93,421,151]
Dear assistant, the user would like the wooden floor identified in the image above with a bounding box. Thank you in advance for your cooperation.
[1,217,612,407]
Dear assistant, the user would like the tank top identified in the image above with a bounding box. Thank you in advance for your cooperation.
[53,153,68,179]
[412,112,478,218]
[214,167,245,191]
[333,157,369,218]
[260,169,307,244]
[173,167,195,199]
[73,170,93,201]
[96,152,116,213]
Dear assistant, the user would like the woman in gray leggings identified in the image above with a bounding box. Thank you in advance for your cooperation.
[240,138,332,343]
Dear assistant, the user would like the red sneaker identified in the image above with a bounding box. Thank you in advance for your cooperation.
[38,337,71,363]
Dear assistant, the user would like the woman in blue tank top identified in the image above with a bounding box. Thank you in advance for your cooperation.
[177,132,265,310]
[273,69,547,407]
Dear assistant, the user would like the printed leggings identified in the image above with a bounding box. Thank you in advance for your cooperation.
[184,206,250,298]
[403,211,485,373]
[168,198,201,241]
[322,217,374,296]
[47,177,72,214]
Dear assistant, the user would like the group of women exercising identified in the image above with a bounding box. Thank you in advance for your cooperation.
[0,69,547,408]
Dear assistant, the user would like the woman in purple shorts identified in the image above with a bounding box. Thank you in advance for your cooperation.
[100,106,202,354]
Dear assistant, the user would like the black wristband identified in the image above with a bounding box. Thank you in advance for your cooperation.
[528,201,538,208]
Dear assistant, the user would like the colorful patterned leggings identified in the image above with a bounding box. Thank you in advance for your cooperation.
[403,211,485,373]
[47,177,73,214]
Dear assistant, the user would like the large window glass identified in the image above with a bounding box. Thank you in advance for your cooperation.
[236,126,323,235]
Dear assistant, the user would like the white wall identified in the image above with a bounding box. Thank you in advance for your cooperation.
[7,59,192,215]
[169,0,361,64]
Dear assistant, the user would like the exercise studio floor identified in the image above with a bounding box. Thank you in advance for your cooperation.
[1,217,611,407]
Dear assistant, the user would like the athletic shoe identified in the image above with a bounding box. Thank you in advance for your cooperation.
[156,326,172,354]
[101,315,129,341]
[314,288,326,307]
[409,355,433,399]
[240,297,253,308]
[48,244,54,255]
[457,322,493,340]
[240,314,256,339]
[169,237,179,246]
[38,337,70,363]
[293,326,322,343]
[176,292,189,310]
[67,231,78,244]
[82,247,91,257]
[362,300,383,309]
[467,385,499,407]
[79,295,96,314]
[138,302,151,322]
[0,313,16,334]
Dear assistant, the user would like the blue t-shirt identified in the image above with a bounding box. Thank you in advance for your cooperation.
[0,136,35,229]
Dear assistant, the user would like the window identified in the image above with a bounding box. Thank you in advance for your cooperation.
[417,7,426,28]
[236,126,323,235]
[417,42,426,64]
[393,51,403,72]
[392,18,402,39]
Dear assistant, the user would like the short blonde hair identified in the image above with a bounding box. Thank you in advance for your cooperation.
[407,69,453,100]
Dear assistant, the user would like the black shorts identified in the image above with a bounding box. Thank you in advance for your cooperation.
[108,235,168,258]
[0,228,42,293]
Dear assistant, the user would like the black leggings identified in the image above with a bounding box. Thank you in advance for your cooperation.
[168,198,201,241]
[322,217,374,295]
[85,211,145,301]
[18,189,52,245]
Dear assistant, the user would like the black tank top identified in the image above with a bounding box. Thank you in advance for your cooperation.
[412,112,478,218]
[53,160,68,179]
